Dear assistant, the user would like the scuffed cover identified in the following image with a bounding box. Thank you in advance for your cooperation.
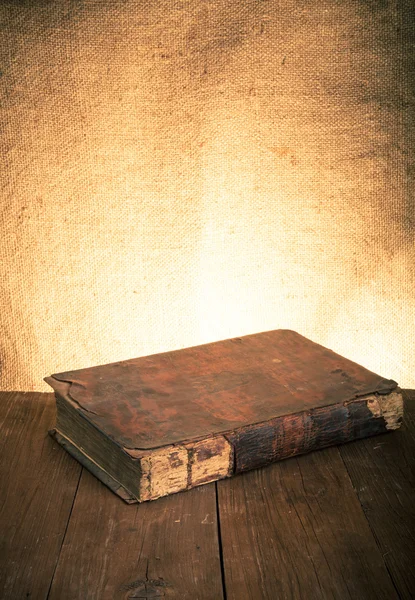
[45,329,397,451]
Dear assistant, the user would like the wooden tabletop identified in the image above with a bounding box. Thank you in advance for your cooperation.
[1,391,414,600]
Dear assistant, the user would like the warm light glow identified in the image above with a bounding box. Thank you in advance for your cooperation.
[1,0,413,391]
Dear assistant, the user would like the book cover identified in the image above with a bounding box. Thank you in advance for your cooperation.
[45,329,403,503]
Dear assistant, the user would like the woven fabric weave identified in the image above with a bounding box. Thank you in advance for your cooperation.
[1,0,414,392]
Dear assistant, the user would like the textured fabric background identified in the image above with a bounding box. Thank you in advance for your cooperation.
[1,0,414,392]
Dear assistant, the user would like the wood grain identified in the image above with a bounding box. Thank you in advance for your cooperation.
[339,390,415,599]
[48,470,223,600]
[217,447,399,600]
[0,392,81,600]
[1,390,413,600]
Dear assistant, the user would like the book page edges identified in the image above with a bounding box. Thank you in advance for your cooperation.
[50,429,138,503]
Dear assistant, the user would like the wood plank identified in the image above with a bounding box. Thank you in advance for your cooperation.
[48,469,223,600]
[217,447,398,600]
[0,392,82,600]
[339,390,415,599]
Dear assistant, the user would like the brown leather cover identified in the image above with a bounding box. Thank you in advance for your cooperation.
[45,329,397,451]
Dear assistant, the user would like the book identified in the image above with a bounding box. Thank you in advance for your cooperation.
[45,329,403,503]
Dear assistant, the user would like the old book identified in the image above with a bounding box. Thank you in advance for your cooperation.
[45,329,403,503]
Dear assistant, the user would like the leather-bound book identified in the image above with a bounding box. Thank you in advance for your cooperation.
[45,329,403,503]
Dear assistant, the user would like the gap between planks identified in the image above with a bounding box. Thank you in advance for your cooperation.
[46,467,83,600]
[215,481,228,600]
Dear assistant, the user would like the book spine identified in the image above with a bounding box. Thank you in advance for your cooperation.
[225,391,403,473]
[138,390,403,502]
[137,436,234,502]
[50,390,403,504]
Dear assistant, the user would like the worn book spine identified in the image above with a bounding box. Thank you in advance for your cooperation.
[50,390,403,503]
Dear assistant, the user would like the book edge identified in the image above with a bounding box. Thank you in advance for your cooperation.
[50,428,138,504]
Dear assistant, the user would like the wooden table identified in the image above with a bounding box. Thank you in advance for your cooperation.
[1,391,414,600]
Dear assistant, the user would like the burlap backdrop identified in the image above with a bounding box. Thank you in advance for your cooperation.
[1,0,414,392]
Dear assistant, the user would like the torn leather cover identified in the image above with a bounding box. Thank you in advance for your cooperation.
[44,329,398,452]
